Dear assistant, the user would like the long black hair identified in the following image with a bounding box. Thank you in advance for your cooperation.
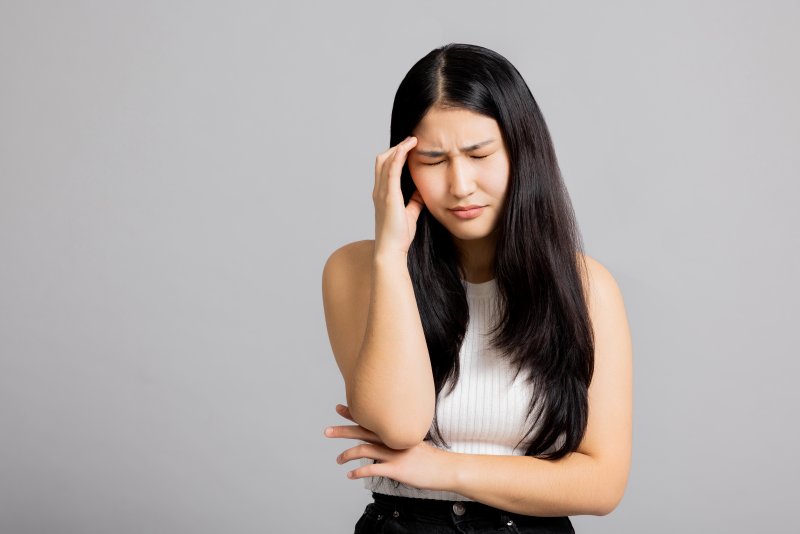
[372,43,594,491]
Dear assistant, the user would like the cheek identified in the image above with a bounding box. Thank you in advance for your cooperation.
[414,187,434,207]
[488,166,511,197]
[408,175,437,200]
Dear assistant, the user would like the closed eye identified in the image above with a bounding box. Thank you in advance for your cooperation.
[423,155,489,166]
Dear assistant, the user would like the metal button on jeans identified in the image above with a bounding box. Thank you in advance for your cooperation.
[452,502,466,515]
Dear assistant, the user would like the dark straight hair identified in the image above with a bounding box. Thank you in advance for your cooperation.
[373,43,595,491]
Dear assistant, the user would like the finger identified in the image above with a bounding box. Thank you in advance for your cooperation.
[337,442,392,466]
[335,403,355,422]
[405,190,425,220]
[384,136,417,186]
[377,136,416,200]
[325,423,383,444]
[374,151,393,196]
[373,137,408,197]
[346,462,389,480]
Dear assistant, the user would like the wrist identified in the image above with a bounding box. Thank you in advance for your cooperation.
[439,449,465,493]
[372,250,409,269]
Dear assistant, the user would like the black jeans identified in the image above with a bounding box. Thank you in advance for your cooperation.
[354,492,575,533]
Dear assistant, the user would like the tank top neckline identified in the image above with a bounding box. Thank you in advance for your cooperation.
[460,277,497,298]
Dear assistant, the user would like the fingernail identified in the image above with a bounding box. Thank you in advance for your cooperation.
[324,427,333,436]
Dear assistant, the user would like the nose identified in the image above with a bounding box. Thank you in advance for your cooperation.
[448,157,477,198]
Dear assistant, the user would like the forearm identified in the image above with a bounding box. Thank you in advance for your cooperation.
[347,253,435,449]
[444,451,618,517]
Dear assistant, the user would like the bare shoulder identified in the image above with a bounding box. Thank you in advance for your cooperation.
[576,252,625,312]
[322,239,375,314]
[321,240,375,390]
[322,239,375,285]
[575,252,630,361]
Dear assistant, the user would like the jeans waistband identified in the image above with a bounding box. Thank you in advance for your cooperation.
[370,491,574,532]
[371,491,507,520]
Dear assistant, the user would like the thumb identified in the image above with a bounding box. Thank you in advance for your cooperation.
[406,191,426,218]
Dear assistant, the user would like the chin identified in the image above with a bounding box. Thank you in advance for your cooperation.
[427,210,495,237]
[443,225,494,241]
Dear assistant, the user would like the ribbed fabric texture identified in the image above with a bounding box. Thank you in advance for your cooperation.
[358,277,541,501]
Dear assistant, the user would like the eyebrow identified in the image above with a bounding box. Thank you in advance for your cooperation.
[414,138,496,158]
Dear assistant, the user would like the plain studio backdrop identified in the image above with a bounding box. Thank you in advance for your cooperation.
[1,1,798,533]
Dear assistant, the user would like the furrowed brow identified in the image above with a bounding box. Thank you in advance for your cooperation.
[415,138,495,158]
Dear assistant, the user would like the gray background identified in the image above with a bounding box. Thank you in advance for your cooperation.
[1,1,798,532]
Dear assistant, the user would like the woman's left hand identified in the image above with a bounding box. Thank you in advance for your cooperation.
[324,403,454,492]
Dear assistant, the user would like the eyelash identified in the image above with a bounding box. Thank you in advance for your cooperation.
[423,155,489,166]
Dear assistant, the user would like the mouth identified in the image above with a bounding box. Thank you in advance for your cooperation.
[449,205,487,211]
[448,205,486,219]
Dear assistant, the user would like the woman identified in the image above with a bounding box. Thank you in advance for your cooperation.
[322,43,632,533]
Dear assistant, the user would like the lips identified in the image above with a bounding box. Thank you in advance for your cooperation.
[449,206,485,219]
[450,205,486,211]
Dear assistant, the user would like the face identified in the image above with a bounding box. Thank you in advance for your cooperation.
[408,107,511,250]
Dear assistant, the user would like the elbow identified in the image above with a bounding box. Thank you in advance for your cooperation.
[345,396,433,450]
[380,424,431,450]
[381,434,423,451]
[346,389,434,450]
[594,486,626,516]
[370,408,433,450]
[587,456,629,516]
[593,502,614,517]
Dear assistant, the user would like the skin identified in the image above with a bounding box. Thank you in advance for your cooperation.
[408,106,511,283]
[325,403,450,490]
[323,106,633,516]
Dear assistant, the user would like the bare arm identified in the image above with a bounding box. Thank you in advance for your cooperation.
[439,257,633,516]
[353,252,435,449]
[444,452,613,516]
[322,244,435,450]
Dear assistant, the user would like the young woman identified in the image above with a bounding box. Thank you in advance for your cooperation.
[322,43,632,534]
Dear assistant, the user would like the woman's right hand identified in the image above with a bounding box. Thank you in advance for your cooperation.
[372,135,425,259]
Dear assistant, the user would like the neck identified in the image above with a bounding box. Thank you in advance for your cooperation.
[454,235,496,283]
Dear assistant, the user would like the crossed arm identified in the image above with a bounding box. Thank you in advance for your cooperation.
[444,450,622,517]
[435,260,632,516]
[326,253,632,517]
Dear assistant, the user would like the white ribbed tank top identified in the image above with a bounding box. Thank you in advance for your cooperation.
[358,277,550,501]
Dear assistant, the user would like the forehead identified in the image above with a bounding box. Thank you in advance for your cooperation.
[412,107,500,147]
